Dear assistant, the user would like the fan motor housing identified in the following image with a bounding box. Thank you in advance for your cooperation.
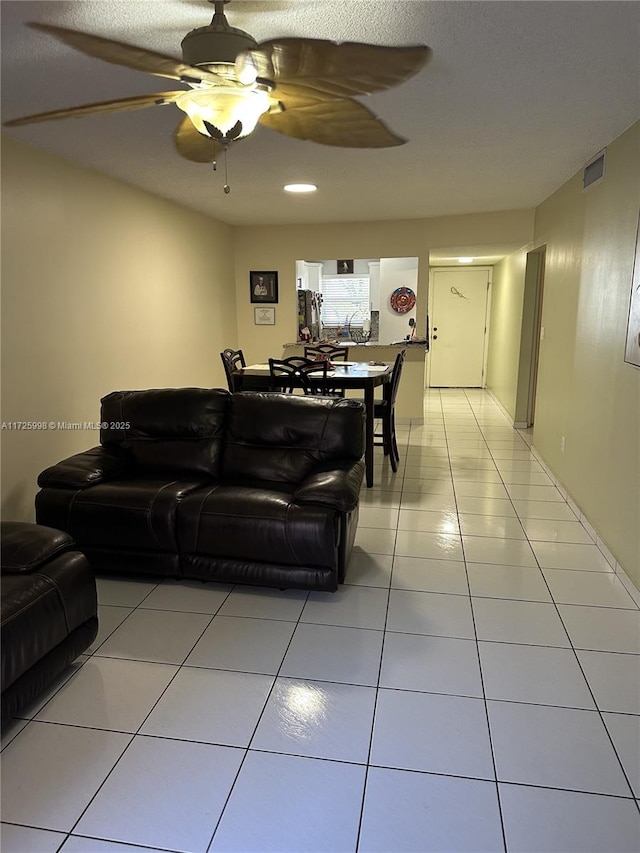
[181,24,258,66]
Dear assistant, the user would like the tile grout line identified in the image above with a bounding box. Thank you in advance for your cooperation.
[470,394,640,811]
[534,565,640,809]
[460,388,509,853]
[203,586,313,852]
[353,495,396,852]
[62,581,237,842]
[477,398,640,810]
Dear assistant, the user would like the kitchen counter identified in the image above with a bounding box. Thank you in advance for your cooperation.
[283,340,427,349]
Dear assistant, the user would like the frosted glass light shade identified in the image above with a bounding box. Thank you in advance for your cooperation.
[177,87,271,138]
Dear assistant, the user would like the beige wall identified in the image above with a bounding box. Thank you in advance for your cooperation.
[232,211,534,417]
[487,122,640,581]
[232,212,534,364]
[1,138,236,522]
[532,121,640,581]
[2,144,533,517]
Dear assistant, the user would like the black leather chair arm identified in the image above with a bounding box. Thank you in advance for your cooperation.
[37,446,131,489]
[293,459,365,512]
[0,522,75,575]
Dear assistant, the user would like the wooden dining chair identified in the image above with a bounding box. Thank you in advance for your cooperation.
[268,356,329,395]
[220,348,246,391]
[303,343,350,362]
[373,349,406,471]
[304,344,349,396]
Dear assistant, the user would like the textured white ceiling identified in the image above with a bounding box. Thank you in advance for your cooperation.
[2,1,639,228]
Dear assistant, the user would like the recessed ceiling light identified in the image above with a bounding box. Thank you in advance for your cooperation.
[458,257,474,264]
[284,183,317,193]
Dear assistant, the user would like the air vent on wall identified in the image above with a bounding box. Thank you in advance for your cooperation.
[583,149,606,190]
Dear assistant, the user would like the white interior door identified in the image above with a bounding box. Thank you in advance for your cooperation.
[429,268,490,387]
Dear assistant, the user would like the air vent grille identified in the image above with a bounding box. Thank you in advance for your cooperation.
[583,149,606,190]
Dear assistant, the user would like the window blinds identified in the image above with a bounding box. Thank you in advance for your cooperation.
[319,276,370,326]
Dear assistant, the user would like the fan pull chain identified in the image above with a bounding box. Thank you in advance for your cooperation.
[210,147,231,194]
[223,146,231,194]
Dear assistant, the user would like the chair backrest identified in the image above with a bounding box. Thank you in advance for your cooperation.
[268,356,328,395]
[220,348,246,391]
[304,343,349,362]
[385,349,406,406]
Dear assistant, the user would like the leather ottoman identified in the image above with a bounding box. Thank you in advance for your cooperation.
[1,521,98,727]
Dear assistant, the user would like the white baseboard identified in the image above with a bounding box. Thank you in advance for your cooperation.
[486,389,517,425]
[486,390,636,591]
[529,445,637,592]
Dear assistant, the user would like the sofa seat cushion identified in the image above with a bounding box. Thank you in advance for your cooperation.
[2,549,97,693]
[53,477,209,552]
[178,484,339,569]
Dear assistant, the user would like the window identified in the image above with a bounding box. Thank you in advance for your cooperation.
[319,276,370,327]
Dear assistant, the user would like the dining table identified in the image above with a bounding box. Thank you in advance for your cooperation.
[235,361,393,487]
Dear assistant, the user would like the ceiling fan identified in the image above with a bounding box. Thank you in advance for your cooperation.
[4,0,432,174]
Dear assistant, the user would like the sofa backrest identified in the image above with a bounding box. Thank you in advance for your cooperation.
[222,392,365,484]
[100,388,230,477]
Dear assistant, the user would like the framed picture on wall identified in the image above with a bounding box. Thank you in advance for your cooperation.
[337,259,354,274]
[250,270,278,303]
[254,306,275,325]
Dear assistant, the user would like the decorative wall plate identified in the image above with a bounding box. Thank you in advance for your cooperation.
[390,286,416,313]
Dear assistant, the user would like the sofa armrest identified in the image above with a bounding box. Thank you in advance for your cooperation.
[0,522,75,575]
[293,459,365,512]
[37,446,131,489]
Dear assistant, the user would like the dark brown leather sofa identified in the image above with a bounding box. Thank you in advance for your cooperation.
[35,389,365,592]
[1,522,98,727]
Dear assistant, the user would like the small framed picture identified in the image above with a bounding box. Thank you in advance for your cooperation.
[250,270,278,303]
[337,259,354,274]
[254,306,275,325]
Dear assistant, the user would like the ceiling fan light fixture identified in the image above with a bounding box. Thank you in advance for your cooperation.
[176,86,271,139]
[181,2,258,68]
[6,10,433,169]
[284,183,317,193]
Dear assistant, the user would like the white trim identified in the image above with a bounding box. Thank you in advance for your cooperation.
[615,565,640,607]
[486,386,637,590]
[487,389,517,425]
[426,266,493,388]
[529,444,636,588]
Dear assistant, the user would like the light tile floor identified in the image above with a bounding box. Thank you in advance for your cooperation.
[2,389,639,852]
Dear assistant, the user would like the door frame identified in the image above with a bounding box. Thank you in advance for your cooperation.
[518,247,546,427]
[426,266,493,388]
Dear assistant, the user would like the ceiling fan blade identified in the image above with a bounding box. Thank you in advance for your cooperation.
[261,86,406,148]
[237,38,431,98]
[174,117,223,162]
[3,92,183,127]
[267,82,336,110]
[27,22,224,86]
